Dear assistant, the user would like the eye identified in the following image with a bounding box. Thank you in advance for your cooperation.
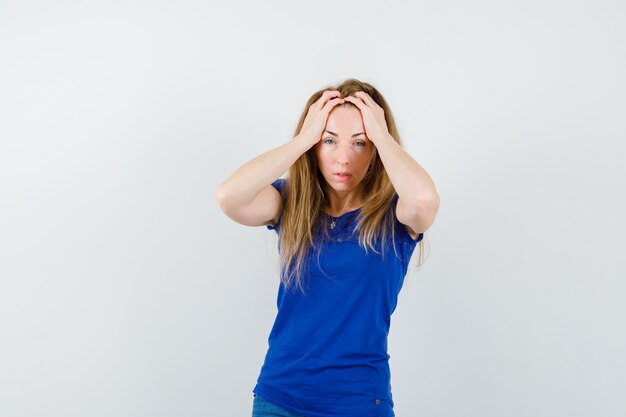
[323,138,335,144]
[355,141,366,147]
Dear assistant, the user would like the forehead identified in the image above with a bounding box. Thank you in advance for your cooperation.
[325,106,364,131]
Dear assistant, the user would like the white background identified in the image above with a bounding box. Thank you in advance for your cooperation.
[1,1,624,416]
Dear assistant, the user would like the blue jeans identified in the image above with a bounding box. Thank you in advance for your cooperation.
[252,394,307,417]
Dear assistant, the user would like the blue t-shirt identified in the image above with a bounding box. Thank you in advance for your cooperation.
[253,178,423,417]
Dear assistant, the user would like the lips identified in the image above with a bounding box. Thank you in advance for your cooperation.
[334,172,352,180]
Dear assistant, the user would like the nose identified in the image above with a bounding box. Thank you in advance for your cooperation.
[337,144,350,165]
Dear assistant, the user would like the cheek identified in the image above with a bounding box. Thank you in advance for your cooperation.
[315,152,330,170]
[316,148,330,162]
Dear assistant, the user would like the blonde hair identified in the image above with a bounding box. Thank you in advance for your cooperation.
[276,78,427,294]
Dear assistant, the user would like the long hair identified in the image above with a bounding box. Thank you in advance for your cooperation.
[276,78,427,295]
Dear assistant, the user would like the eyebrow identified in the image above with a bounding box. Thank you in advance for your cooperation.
[324,130,366,137]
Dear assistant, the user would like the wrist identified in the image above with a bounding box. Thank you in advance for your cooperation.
[295,132,320,149]
[370,132,393,145]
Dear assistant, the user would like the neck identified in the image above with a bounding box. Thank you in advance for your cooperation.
[324,191,365,216]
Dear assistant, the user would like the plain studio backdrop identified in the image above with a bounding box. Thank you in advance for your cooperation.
[1,1,624,416]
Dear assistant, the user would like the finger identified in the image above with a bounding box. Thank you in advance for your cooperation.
[321,96,345,113]
[317,90,342,107]
[354,91,377,108]
[343,95,366,110]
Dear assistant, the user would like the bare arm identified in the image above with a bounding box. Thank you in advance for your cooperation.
[215,90,346,225]
[214,134,313,214]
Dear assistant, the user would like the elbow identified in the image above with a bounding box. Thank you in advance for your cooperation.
[418,190,440,208]
[409,191,439,210]
[214,183,230,213]
[412,192,440,222]
[421,192,440,220]
[427,191,439,211]
[215,182,244,215]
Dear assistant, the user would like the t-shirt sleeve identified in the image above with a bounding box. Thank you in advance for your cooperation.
[266,178,286,232]
[392,193,424,245]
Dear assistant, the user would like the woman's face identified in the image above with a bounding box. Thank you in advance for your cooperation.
[315,104,375,195]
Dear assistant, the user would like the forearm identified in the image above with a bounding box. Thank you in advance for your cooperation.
[215,134,312,210]
[374,133,438,205]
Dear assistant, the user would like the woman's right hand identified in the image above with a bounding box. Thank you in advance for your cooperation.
[298,90,345,147]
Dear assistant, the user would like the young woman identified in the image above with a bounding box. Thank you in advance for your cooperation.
[215,78,440,417]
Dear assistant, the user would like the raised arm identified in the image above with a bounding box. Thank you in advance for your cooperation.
[214,90,346,226]
[214,135,312,226]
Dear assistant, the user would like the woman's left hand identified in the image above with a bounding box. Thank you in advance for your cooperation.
[343,91,390,144]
